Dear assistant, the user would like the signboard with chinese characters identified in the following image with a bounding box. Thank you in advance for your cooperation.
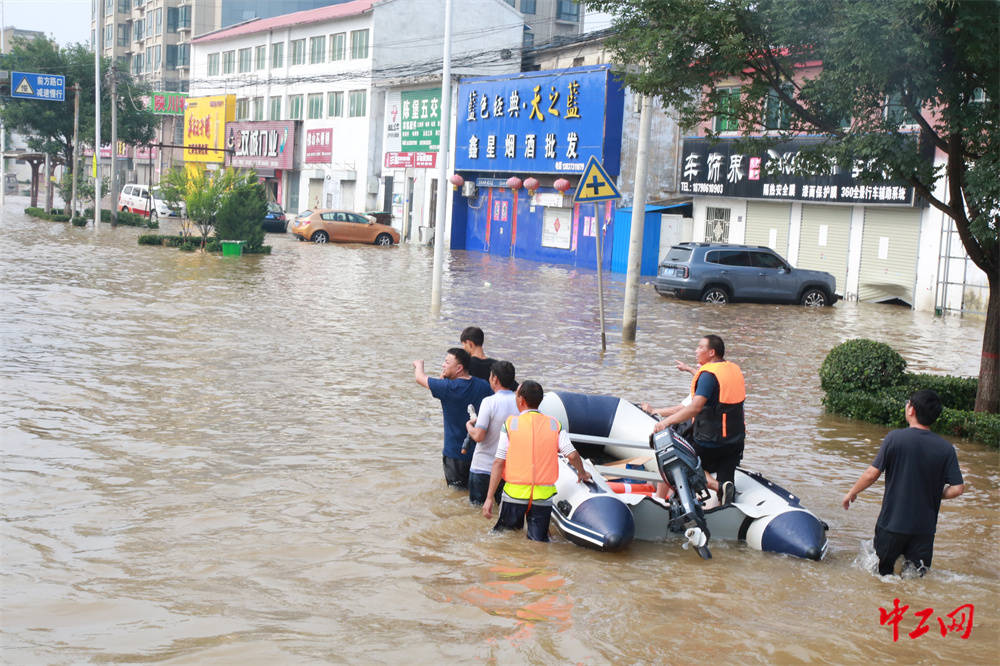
[147,91,187,116]
[11,71,65,101]
[384,152,436,169]
[680,138,916,205]
[225,121,296,170]
[183,95,235,163]
[455,65,625,175]
[541,208,572,249]
[305,128,333,164]
[401,88,441,153]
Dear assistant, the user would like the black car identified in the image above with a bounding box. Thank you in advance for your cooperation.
[262,202,287,233]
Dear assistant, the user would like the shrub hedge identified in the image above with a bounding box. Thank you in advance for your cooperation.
[821,339,997,448]
[136,234,270,255]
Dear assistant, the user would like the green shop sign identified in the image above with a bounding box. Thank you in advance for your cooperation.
[147,91,187,116]
[401,89,440,152]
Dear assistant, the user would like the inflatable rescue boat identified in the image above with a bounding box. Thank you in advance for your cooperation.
[539,391,829,560]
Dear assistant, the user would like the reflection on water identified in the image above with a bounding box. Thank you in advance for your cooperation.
[1,201,996,662]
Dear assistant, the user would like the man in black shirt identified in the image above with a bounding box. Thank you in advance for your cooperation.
[460,326,497,381]
[842,390,965,576]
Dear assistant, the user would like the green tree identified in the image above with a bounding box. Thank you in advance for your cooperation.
[159,167,254,248]
[589,0,998,412]
[0,36,157,212]
[214,180,267,251]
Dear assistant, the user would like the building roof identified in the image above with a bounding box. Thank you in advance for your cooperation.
[192,0,374,45]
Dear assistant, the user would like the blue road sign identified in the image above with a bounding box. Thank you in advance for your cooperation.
[11,71,66,102]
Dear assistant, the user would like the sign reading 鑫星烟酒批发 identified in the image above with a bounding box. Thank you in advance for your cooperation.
[680,137,917,205]
[454,65,624,175]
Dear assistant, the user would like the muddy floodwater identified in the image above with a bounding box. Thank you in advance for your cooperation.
[2,201,997,663]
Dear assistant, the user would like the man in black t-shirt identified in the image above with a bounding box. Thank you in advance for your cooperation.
[460,326,497,381]
[842,390,965,576]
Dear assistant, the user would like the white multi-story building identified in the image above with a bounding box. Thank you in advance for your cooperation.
[189,0,523,220]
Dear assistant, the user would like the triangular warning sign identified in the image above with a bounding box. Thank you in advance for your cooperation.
[14,76,34,96]
[573,155,622,203]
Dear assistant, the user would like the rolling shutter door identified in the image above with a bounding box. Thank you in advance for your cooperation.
[745,201,791,255]
[858,207,921,304]
[798,205,850,297]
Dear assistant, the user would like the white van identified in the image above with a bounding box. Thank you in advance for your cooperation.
[118,184,183,221]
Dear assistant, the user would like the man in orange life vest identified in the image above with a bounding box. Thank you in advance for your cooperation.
[482,380,591,541]
[644,334,746,506]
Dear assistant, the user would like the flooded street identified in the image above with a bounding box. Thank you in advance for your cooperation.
[2,199,996,664]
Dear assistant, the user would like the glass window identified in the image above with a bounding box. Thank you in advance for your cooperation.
[310,36,326,64]
[307,93,324,119]
[706,250,750,266]
[271,42,284,68]
[255,45,266,70]
[348,89,366,117]
[885,91,918,126]
[665,246,693,263]
[269,96,282,120]
[330,32,345,60]
[328,91,343,117]
[238,47,251,73]
[290,39,306,65]
[765,86,792,130]
[178,5,190,28]
[523,31,534,48]
[117,23,129,47]
[750,251,787,269]
[154,44,161,69]
[207,53,220,76]
[556,0,579,20]
[104,23,112,46]
[133,51,143,74]
[714,87,740,133]
[521,0,536,13]
[350,29,368,59]
[235,98,249,121]
[252,97,264,121]
[167,6,177,31]
[222,50,235,74]
[288,94,303,120]
[145,15,153,37]
[154,8,162,35]
[118,0,129,13]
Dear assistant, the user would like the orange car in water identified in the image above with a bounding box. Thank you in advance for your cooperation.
[290,209,399,245]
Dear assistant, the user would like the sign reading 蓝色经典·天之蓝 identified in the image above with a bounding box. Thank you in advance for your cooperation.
[454,65,625,176]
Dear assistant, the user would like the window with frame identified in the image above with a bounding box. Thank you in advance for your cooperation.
[348,89,366,117]
[238,47,251,73]
[328,91,344,117]
[706,250,749,266]
[330,32,345,60]
[713,87,740,133]
[271,42,284,68]
[705,207,732,242]
[105,23,113,47]
[884,91,919,126]
[222,50,235,74]
[145,14,153,38]
[154,44,161,69]
[288,94,303,120]
[521,0,536,12]
[236,98,250,121]
[556,0,579,20]
[255,45,266,70]
[252,97,264,121]
[307,93,324,119]
[765,86,792,130]
[290,39,306,65]
[269,96,282,120]
[350,29,369,59]
[178,5,190,28]
[117,23,128,47]
[117,0,128,13]
[133,51,143,74]
[166,6,177,31]
[309,36,326,64]
[154,7,162,35]
[207,52,220,75]
[523,32,534,48]
[750,251,787,269]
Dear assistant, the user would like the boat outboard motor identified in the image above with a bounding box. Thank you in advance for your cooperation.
[652,427,712,559]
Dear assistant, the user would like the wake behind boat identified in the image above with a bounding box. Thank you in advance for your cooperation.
[539,391,829,560]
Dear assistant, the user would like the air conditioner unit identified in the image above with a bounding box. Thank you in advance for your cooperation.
[462,181,477,197]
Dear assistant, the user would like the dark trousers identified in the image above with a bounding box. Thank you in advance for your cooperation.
[442,455,470,489]
[493,497,552,541]
[692,440,743,487]
[468,471,503,505]
[874,526,935,576]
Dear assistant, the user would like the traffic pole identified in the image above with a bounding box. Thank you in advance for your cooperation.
[71,83,80,216]
[430,0,452,315]
[109,62,118,226]
[94,22,101,230]
[594,202,607,352]
[622,94,652,342]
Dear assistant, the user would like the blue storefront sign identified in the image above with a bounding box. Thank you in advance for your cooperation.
[455,65,625,176]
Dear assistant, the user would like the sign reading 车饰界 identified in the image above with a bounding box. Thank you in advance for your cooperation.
[454,65,624,175]
[225,121,296,170]
[680,137,916,205]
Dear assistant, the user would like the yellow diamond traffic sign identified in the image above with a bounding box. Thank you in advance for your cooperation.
[573,155,622,203]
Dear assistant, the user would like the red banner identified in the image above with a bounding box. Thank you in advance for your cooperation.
[305,128,333,164]
[384,152,437,169]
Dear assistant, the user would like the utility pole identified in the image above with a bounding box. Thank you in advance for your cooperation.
[94,17,101,230]
[109,62,118,226]
[430,0,453,314]
[622,94,653,341]
[71,83,81,217]
[1,0,7,211]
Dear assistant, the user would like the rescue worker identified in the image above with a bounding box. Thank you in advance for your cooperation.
[644,334,746,505]
[482,380,591,541]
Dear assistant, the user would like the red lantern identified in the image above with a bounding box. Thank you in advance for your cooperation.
[448,173,465,191]
[553,178,571,193]
[506,176,523,192]
[523,177,539,196]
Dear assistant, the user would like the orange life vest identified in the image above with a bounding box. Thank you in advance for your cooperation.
[503,411,560,489]
[690,361,746,445]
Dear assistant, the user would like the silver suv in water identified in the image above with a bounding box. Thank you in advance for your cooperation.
[654,242,838,306]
